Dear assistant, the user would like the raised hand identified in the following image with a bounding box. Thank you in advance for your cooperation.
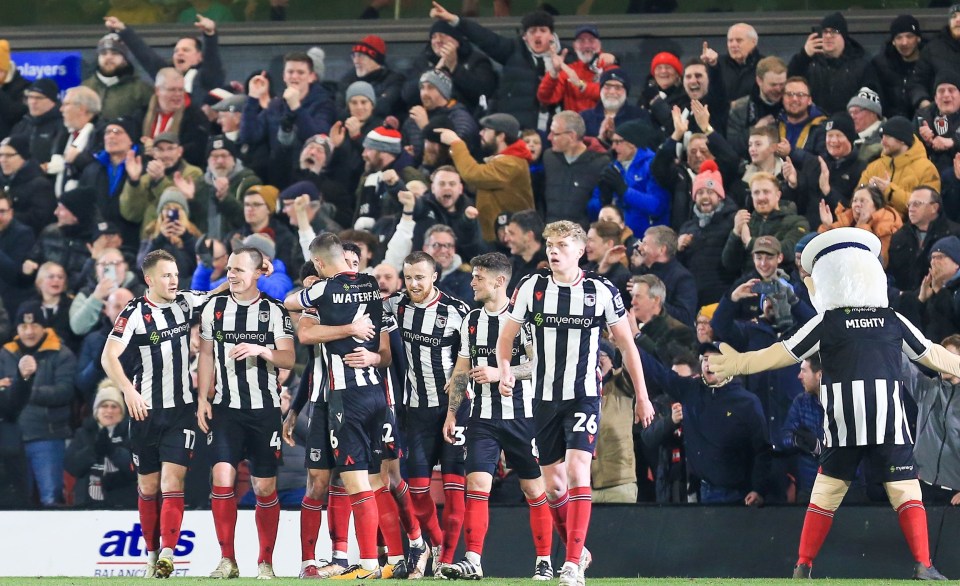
[700,41,719,67]
[429,1,457,22]
[125,150,143,182]
[194,13,216,35]
[248,71,270,100]
[172,171,196,200]
[103,16,126,31]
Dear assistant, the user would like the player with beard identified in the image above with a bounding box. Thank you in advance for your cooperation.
[82,32,153,120]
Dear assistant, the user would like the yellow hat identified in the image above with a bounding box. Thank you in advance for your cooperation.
[245,184,279,214]
[698,303,718,320]
[0,40,10,75]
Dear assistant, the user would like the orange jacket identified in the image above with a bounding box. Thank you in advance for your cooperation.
[818,203,903,267]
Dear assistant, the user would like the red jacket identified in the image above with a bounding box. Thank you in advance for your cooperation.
[536,58,615,113]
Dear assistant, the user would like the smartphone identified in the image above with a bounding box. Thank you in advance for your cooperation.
[811,26,822,38]
[167,208,180,222]
[751,281,778,296]
[103,264,117,282]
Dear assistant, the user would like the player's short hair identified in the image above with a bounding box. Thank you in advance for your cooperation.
[755,55,787,79]
[309,232,344,261]
[644,225,678,259]
[805,353,822,372]
[231,246,264,270]
[404,251,438,273]
[342,241,362,259]
[470,252,512,278]
[633,274,666,303]
[543,220,587,245]
[748,125,779,145]
[509,210,544,242]
[142,249,177,274]
[589,220,622,244]
[425,223,456,243]
[749,171,781,191]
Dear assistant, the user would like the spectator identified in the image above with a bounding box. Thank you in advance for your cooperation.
[242,52,336,172]
[636,225,698,326]
[104,14,225,104]
[711,23,763,103]
[0,135,56,236]
[135,188,201,277]
[120,132,203,235]
[63,380,136,509]
[354,126,424,228]
[190,238,228,291]
[402,20,497,115]
[374,262,402,297]
[503,209,546,295]
[640,387,694,503]
[0,304,77,507]
[678,160,739,306]
[847,87,885,164]
[278,134,351,230]
[338,229,380,274]
[521,129,546,213]
[694,304,717,345]
[722,173,810,276]
[727,56,787,158]
[0,40,29,141]
[225,185,301,279]
[591,339,639,503]
[726,235,793,321]
[74,287,135,404]
[437,114,534,243]
[429,3,558,131]
[81,33,152,121]
[281,182,342,260]
[598,204,639,252]
[537,24,615,115]
[580,68,647,144]
[337,34,406,120]
[418,114,456,177]
[788,12,875,116]
[48,86,101,196]
[211,93,244,143]
[818,184,903,268]
[780,355,825,503]
[68,248,143,338]
[542,110,609,226]
[777,76,826,153]
[915,73,960,174]
[871,15,923,120]
[0,192,36,313]
[22,187,95,290]
[195,232,293,300]
[582,220,631,301]
[139,68,210,167]
[654,59,728,137]
[902,235,960,342]
[638,52,683,114]
[741,125,786,187]
[889,186,960,291]
[639,341,772,506]
[422,224,473,304]
[900,335,960,505]
[908,5,960,113]
[10,78,63,166]
[628,274,697,366]
[333,82,384,190]
[859,116,940,216]
[787,233,816,308]
[78,117,141,251]
[180,135,260,241]
[402,69,479,159]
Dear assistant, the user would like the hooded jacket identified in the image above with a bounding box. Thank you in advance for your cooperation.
[449,139,534,242]
[589,147,670,237]
[787,36,877,115]
[858,138,941,216]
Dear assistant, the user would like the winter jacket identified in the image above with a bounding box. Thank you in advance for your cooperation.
[817,204,903,267]
[639,348,772,496]
[193,164,260,240]
[119,159,204,236]
[81,67,153,121]
[402,40,497,115]
[27,222,93,290]
[788,37,876,115]
[0,160,56,236]
[588,147,669,237]
[9,107,65,164]
[449,139,534,242]
[542,147,609,226]
[637,257,699,326]
[901,357,960,490]
[64,417,136,509]
[117,26,225,104]
[870,41,924,119]
[784,148,866,229]
[858,138,941,216]
[591,368,638,490]
[721,207,811,276]
[538,57,614,114]
[354,151,426,227]
[915,103,960,174]
[580,102,648,142]
[79,149,141,254]
[777,106,827,151]
[634,309,697,367]
[136,231,199,278]
[401,100,479,159]
[716,49,763,103]
[240,83,335,157]
[191,257,293,301]
[888,213,960,291]
[900,271,960,343]
[678,199,740,306]
[650,66,729,137]
[337,66,407,120]
[780,391,824,496]
[224,217,303,281]
[139,98,210,167]
[727,87,783,158]
[0,330,76,443]
[0,70,29,140]
[0,218,36,312]
[908,27,960,109]
[69,271,144,337]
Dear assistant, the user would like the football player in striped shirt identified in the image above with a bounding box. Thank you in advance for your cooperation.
[102,250,227,578]
[196,247,295,580]
[499,221,655,586]
[383,251,470,577]
[440,252,554,581]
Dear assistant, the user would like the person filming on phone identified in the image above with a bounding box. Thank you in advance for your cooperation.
[69,247,144,337]
[135,188,201,276]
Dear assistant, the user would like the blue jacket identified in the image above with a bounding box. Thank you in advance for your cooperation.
[638,258,698,326]
[639,348,772,496]
[580,102,649,139]
[240,82,335,153]
[191,258,294,301]
[588,148,669,237]
[780,391,824,495]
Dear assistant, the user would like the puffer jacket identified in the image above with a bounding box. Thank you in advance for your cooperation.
[817,203,903,267]
[678,199,740,306]
[787,37,877,115]
[588,147,670,237]
[241,82,335,155]
[0,330,76,443]
[81,67,153,121]
[871,39,925,119]
[858,138,941,216]
[9,107,65,164]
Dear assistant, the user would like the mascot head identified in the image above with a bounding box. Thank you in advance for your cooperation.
[800,227,887,313]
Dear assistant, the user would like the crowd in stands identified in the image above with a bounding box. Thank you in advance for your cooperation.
[2,2,960,509]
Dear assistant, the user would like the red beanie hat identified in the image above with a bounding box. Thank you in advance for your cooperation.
[353,35,387,65]
[650,52,683,78]
[692,160,725,200]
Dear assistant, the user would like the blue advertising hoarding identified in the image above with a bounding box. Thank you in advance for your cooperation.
[12,50,83,98]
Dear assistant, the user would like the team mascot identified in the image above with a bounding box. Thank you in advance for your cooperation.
[709,227,957,580]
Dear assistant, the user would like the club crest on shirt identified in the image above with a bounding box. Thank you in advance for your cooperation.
[178,300,189,314]
[584,293,596,307]
[284,316,292,330]
[259,310,270,323]
[614,294,624,311]
[113,317,127,334]
[436,315,447,329]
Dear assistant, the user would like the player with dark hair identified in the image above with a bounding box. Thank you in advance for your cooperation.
[499,221,655,586]
[101,250,226,578]
[196,247,295,579]
[440,252,554,580]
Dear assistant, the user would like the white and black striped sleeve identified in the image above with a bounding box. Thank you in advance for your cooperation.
[897,311,932,360]
[272,304,294,341]
[781,312,824,361]
[183,290,215,313]
[109,300,143,348]
[298,281,329,309]
[600,278,626,326]
[382,313,398,333]
[199,300,215,341]
[507,274,536,324]
[458,314,472,359]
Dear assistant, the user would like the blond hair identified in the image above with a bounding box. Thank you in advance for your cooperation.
[543,220,587,244]
[748,171,781,191]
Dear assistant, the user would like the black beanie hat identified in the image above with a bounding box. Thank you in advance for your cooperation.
[824,112,858,145]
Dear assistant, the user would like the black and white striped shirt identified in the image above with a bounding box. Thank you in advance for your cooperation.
[508,270,625,402]
[460,304,534,420]
[299,272,384,391]
[782,307,930,447]
[385,289,468,408]
[110,291,211,410]
[200,293,293,410]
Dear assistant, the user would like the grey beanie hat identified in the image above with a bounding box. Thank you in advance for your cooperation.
[243,233,276,260]
[156,187,189,217]
[419,69,453,100]
[846,86,882,117]
[346,81,377,106]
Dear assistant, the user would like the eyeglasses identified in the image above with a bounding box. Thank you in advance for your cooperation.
[244,202,267,208]
[429,242,455,250]
[907,201,933,208]
[97,261,123,268]
[610,138,626,145]
[0,152,18,158]
[821,28,841,37]
[784,91,810,99]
